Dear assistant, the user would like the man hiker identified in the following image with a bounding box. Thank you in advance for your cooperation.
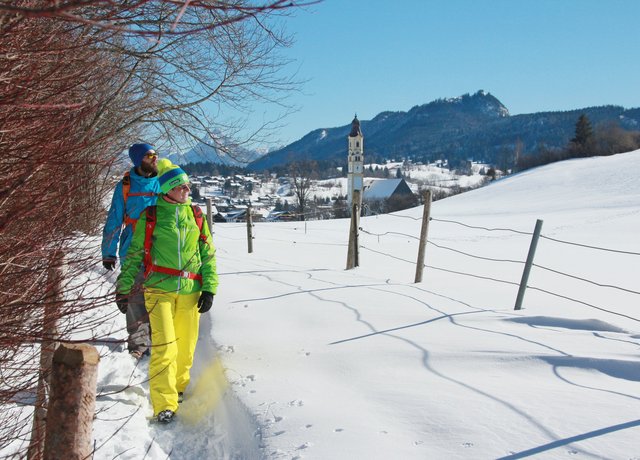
[102,143,160,359]
[116,159,218,423]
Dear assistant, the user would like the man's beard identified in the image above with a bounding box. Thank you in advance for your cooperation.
[140,162,157,176]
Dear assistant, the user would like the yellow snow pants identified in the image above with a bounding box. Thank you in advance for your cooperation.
[144,290,200,416]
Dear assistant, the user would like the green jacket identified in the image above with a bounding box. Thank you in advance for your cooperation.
[117,197,218,295]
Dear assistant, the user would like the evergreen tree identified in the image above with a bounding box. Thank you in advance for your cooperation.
[570,114,594,156]
[572,114,593,145]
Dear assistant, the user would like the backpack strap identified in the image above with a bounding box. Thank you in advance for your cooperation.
[122,172,131,204]
[142,206,157,279]
[122,172,134,228]
[191,205,208,244]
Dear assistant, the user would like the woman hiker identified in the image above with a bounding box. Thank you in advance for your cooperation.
[116,159,218,423]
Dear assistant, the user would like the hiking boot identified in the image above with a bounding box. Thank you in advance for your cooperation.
[129,349,150,360]
[129,350,144,360]
[157,410,175,423]
[178,392,184,403]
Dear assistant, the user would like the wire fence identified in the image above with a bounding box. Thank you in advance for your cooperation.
[364,212,639,323]
[206,203,639,323]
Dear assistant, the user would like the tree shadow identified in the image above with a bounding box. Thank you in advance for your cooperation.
[505,316,628,333]
[497,419,640,459]
[540,355,640,382]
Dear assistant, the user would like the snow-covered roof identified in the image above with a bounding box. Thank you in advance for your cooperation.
[363,178,403,200]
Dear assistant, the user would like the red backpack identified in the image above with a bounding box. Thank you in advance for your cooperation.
[122,172,157,230]
[142,205,208,283]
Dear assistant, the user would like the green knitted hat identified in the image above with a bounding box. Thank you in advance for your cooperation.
[157,159,189,194]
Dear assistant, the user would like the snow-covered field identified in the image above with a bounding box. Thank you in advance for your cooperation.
[3,151,639,459]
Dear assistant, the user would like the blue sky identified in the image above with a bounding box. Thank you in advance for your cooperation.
[259,0,640,146]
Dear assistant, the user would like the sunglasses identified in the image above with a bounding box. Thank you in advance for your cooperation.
[145,152,158,159]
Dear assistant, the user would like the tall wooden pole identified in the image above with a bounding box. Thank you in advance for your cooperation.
[346,190,360,269]
[246,203,253,254]
[414,190,432,283]
[206,198,214,234]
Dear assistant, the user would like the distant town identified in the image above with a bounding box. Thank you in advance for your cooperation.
[189,159,496,222]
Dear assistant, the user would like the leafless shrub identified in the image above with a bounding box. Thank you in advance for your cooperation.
[1,0,307,456]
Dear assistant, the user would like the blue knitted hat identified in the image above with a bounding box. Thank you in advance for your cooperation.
[157,158,189,194]
[128,143,155,168]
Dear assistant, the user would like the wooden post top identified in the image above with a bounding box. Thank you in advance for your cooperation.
[53,343,100,367]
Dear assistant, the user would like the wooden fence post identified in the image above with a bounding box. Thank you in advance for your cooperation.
[43,344,99,460]
[28,253,63,460]
[206,197,214,234]
[346,190,361,269]
[514,219,544,310]
[414,190,432,283]
[246,203,253,254]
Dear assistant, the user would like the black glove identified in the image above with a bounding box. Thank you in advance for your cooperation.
[115,294,128,314]
[103,258,116,271]
[197,291,214,313]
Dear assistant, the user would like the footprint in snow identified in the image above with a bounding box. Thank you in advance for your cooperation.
[218,344,234,353]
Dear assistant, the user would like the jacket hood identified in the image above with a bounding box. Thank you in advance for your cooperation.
[129,167,158,185]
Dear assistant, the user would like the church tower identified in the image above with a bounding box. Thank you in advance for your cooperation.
[347,114,364,208]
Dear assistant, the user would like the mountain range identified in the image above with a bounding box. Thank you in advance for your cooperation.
[247,90,640,171]
[167,135,265,167]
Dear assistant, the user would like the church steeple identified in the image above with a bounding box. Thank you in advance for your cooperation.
[349,114,362,137]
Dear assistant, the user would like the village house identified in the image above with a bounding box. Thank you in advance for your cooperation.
[362,178,416,215]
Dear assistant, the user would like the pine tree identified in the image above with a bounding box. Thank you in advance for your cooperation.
[570,114,594,155]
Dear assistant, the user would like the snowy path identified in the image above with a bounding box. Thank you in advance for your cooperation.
[91,306,263,459]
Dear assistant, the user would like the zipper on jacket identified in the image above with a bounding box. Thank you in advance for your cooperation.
[175,207,182,291]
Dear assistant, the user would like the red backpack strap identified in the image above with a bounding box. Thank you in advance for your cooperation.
[122,172,135,228]
[122,172,131,209]
[191,205,208,244]
[143,206,157,278]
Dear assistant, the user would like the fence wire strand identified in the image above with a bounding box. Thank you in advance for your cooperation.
[527,285,640,323]
[427,240,525,265]
[539,234,640,256]
[360,228,419,240]
[360,245,520,287]
[431,217,533,235]
[533,263,640,296]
